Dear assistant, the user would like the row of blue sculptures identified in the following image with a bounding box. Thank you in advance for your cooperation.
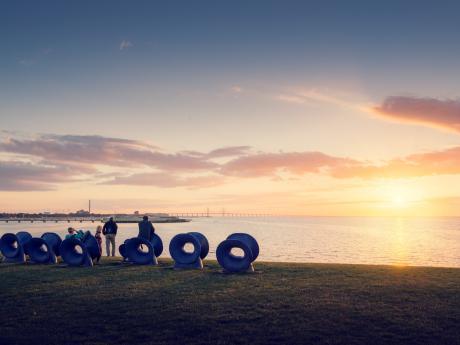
[0,231,259,273]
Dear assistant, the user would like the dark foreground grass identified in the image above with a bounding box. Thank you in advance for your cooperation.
[0,258,459,345]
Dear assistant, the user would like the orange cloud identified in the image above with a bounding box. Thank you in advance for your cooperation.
[0,161,90,191]
[102,173,225,189]
[374,96,460,132]
[331,146,460,179]
[221,152,357,177]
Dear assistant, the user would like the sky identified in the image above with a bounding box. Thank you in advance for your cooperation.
[1,1,460,215]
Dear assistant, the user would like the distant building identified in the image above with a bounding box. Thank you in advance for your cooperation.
[134,211,139,215]
[76,209,90,216]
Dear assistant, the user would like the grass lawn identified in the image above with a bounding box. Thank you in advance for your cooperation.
[0,258,459,345]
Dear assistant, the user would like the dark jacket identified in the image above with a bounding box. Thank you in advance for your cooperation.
[102,220,118,235]
[138,220,155,241]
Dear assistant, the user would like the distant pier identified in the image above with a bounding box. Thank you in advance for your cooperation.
[0,217,103,223]
[0,213,272,223]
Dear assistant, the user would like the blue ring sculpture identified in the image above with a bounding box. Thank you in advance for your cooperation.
[41,232,62,257]
[60,232,100,267]
[151,233,164,258]
[216,233,259,273]
[122,234,163,265]
[60,237,92,267]
[28,238,57,264]
[188,232,209,259]
[118,239,130,261]
[124,237,156,265]
[16,231,33,256]
[227,233,259,261]
[0,233,27,263]
[82,233,100,260]
[169,232,209,269]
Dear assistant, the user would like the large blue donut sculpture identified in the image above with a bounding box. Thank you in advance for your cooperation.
[120,233,163,265]
[28,238,55,264]
[118,239,130,261]
[124,237,156,265]
[28,232,62,264]
[169,232,209,269]
[0,231,32,263]
[41,232,62,257]
[216,233,259,273]
[60,232,100,267]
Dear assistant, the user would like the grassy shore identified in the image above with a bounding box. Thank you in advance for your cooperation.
[0,258,459,345]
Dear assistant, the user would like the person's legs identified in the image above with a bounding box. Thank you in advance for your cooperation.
[110,236,116,256]
[105,235,111,256]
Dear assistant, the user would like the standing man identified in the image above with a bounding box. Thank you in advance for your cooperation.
[102,217,118,256]
[138,215,155,241]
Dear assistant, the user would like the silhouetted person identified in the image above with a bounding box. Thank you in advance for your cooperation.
[138,215,155,242]
[94,225,103,263]
[102,217,118,256]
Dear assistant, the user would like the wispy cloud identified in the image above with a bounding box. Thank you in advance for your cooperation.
[277,94,305,104]
[206,146,251,159]
[276,88,366,111]
[373,96,460,133]
[119,40,133,50]
[102,172,226,189]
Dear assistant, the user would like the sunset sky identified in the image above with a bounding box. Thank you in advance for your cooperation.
[1,1,460,215]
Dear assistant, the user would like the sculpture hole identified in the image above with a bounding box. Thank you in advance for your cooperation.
[230,247,244,258]
[12,241,18,249]
[138,244,149,253]
[74,245,83,254]
[40,244,48,252]
[183,243,195,253]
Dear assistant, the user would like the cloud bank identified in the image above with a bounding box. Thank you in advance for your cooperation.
[2,132,460,191]
[374,96,460,132]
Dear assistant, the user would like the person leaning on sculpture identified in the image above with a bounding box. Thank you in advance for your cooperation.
[102,217,118,257]
[65,227,90,241]
[138,215,155,241]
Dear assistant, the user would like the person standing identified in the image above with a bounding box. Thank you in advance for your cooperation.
[102,217,118,256]
[94,225,103,263]
[138,215,155,241]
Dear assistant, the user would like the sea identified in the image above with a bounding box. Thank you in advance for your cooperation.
[1,216,459,268]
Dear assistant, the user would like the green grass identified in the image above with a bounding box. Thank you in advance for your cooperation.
[1,258,459,345]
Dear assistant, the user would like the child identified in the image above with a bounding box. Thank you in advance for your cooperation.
[94,225,103,263]
[65,227,77,239]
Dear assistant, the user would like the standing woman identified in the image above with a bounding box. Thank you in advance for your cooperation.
[94,225,103,263]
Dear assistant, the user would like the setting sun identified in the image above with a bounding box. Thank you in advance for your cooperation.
[392,195,408,208]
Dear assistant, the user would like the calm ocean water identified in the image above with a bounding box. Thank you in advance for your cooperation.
[1,216,459,267]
